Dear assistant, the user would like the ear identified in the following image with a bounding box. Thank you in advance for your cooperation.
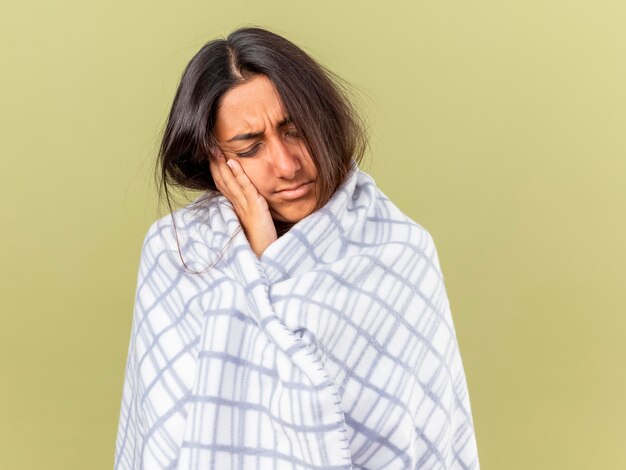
[208,144,220,160]
[208,142,225,161]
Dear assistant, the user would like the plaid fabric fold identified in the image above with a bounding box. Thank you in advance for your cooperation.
[114,167,479,469]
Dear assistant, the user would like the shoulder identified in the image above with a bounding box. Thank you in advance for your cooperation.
[356,170,440,260]
[138,193,230,272]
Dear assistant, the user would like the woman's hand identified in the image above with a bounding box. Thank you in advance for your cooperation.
[209,149,277,257]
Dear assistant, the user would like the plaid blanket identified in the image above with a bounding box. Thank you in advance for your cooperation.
[115,166,479,469]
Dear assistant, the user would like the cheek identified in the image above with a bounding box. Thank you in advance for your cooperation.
[302,151,317,175]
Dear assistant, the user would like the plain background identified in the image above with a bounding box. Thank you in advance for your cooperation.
[2,1,625,468]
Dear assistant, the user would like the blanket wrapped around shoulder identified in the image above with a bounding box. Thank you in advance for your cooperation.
[115,166,479,470]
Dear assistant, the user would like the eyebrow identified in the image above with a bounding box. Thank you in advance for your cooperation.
[226,116,293,142]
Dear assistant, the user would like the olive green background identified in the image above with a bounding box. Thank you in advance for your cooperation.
[2,1,625,468]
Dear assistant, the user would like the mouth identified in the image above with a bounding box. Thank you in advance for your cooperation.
[274,181,314,200]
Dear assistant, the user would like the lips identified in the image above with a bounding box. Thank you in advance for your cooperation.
[276,182,309,192]
[275,181,313,200]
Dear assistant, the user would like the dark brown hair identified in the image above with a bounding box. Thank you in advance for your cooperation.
[156,26,368,269]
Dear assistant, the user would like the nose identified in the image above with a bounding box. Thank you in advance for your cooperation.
[271,139,301,179]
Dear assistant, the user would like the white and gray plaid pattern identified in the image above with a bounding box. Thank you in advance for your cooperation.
[115,166,479,469]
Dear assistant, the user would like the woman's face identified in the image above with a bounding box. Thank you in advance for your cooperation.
[213,75,319,223]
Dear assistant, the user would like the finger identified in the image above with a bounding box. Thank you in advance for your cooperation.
[210,149,240,194]
[211,154,253,211]
[226,159,262,202]
[219,158,249,201]
[208,156,228,194]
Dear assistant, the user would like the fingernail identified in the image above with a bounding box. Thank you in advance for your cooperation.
[226,159,236,169]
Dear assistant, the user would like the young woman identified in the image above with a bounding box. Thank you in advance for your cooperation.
[115,27,480,470]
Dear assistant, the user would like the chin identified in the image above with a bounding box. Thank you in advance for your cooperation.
[271,202,317,223]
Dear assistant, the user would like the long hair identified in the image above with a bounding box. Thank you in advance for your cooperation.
[156,27,368,271]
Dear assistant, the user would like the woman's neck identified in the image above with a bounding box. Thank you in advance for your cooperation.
[273,219,295,238]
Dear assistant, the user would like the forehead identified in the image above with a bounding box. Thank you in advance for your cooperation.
[214,75,287,136]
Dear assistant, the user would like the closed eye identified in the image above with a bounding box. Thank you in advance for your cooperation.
[236,144,261,158]
[284,129,300,139]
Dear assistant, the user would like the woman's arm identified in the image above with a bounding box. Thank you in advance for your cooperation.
[209,149,276,257]
[114,221,203,469]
